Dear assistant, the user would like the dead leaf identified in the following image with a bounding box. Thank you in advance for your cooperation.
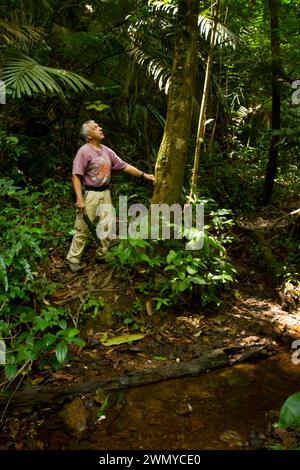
[213,315,228,325]
[219,430,243,447]
[53,289,69,299]
[146,300,153,317]
[51,372,75,381]
[30,376,46,385]
[36,440,45,449]
[15,442,24,451]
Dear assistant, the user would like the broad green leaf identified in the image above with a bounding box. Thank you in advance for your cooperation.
[187,266,198,275]
[65,328,80,338]
[5,364,17,381]
[70,338,85,347]
[278,392,300,429]
[55,341,68,363]
[101,334,145,347]
[35,317,51,331]
[189,276,206,285]
[33,334,57,352]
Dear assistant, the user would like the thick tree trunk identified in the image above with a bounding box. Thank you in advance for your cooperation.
[262,0,281,205]
[152,0,199,204]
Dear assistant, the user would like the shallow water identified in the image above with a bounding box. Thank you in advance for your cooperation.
[59,347,300,450]
[3,347,300,450]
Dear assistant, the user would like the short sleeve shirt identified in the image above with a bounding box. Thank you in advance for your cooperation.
[72,143,127,187]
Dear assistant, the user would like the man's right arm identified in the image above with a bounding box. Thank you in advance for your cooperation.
[72,174,85,211]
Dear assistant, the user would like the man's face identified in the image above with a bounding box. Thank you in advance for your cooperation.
[87,121,104,141]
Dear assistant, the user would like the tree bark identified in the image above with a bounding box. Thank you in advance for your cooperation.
[152,0,199,204]
[262,0,281,205]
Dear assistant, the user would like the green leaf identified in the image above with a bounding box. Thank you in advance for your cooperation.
[5,364,17,381]
[278,392,300,429]
[97,394,110,417]
[101,334,145,347]
[153,355,168,361]
[86,101,110,112]
[164,264,175,271]
[166,250,176,264]
[55,341,68,363]
[187,266,198,275]
[65,328,80,338]
[33,334,57,352]
[70,337,85,347]
[0,256,8,292]
[35,317,51,331]
[4,54,93,99]
[189,276,206,285]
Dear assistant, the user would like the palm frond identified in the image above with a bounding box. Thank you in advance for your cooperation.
[198,16,241,49]
[0,19,43,45]
[148,1,241,49]
[129,46,171,93]
[2,55,94,99]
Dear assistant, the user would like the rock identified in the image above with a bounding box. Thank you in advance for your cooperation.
[59,397,89,435]
[219,429,244,447]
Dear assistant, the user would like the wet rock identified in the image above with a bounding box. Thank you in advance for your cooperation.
[59,397,89,435]
[175,403,193,417]
[219,429,244,447]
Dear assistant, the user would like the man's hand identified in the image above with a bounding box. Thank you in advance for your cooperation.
[76,199,85,212]
[143,173,155,183]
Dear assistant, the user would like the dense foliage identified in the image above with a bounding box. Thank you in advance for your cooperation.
[0,0,299,382]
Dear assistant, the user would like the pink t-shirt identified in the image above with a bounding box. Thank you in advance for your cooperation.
[72,143,127,187]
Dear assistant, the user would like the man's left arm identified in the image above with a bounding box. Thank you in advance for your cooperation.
[123,164,155,182]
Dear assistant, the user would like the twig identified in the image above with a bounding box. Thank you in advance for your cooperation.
[0,361,31,422]
[267,208,300,232]
[54,288,114,305]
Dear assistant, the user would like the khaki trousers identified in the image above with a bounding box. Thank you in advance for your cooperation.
[67,189,115,264]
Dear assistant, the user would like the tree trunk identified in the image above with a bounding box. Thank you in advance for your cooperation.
[190,0,219,198]
[152,0,199,204]
[262,0,281,205]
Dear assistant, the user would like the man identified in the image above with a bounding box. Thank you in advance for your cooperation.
[67,120,155,272]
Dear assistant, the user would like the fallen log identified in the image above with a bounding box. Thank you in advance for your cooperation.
[0,345,272,411]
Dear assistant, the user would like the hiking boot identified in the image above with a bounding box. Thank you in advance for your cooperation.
[69,262,86,273]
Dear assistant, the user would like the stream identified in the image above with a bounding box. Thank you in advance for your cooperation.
[4,346,299,450]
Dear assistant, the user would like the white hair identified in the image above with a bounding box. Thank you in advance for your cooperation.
[81,120,95,140]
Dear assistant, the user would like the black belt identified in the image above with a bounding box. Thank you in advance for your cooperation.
[84,184,112,192]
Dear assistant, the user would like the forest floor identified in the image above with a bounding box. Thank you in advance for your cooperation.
[0,199,300,451]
